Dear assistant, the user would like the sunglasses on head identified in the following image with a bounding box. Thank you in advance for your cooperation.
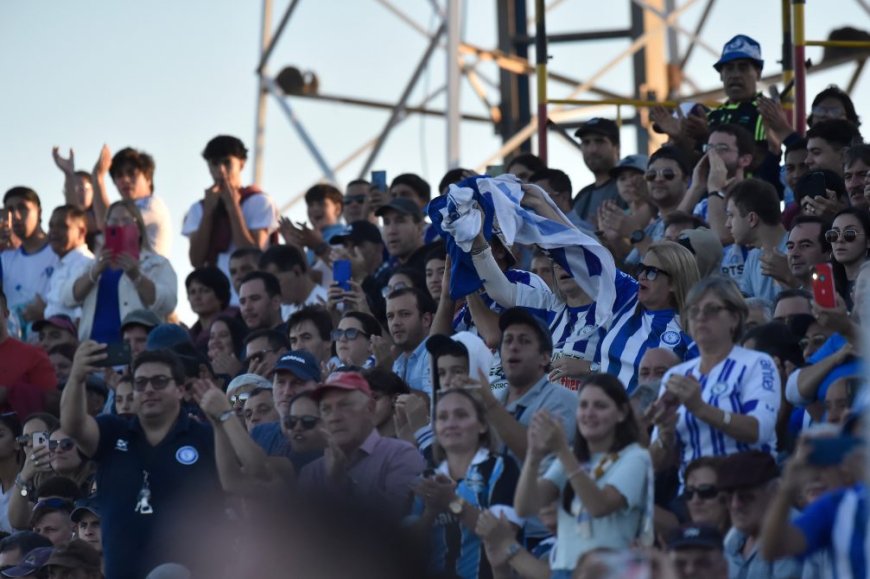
[331,328,370,341]
[48,438,75,452]
[682,484,720,500]
[132,375,174,392]
[283,415,320,430]
[230,391,252,405]
[381,281,410,298]
[637,264,670,281]
[644,169,678,182]
[825,229,865,243]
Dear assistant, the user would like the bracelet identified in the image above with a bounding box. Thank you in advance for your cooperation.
[566,465,584,479]
[470,244,490,256]
[722,411,733,425]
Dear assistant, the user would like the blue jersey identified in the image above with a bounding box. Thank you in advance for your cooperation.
[453,268,549,332]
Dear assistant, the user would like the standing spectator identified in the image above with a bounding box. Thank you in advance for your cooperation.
[1,187,58,338]
[805,120,863,176]
[120,309,161,361]
[259,245,326,320]
[828,207,870,300]
[387,288,435,396]
[92,146,173,257]
[0,532,52,569]
[376,198,429,275]
[65,200,177,344]
[51,147,100,250]
[784,139,810,197]
[572,118,622,225]
[390,173,431,213]
[70,501,101,555]
[774,216,831,291]
[60,346,221,578]
[329,220,391,319]
[363,368,410,439]
[33,316,78,354]
[682,458,730,534]
[334,312,381,369]
[44,206,93,320]
[224,373,271,421]
[184,135,278,281]
[243,329,289,379]
[184,267,232,353]
[238,272,283,333]
[342,179,376,224]
[596,155,654,245]
[707,35,766,143]
[42,539,102,579]
[514,374,652,576]
[242,387,279,432]
[31,499,74,546]
[304,184,345,242]
[227,247,263,298]
[114,376,138,416]
[807,85,862,128]
[423,244,446,302]
[0,412,21,533]
[207,314,247,379]
[666,524,730,579]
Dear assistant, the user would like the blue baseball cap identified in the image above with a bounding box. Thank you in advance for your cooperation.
[146,324,191,351]
[714,34,764,72]
[2,547,53,578]
[272,350,321,382]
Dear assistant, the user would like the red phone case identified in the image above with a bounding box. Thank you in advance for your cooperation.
[812,263,836,308]
[105,225,140,261]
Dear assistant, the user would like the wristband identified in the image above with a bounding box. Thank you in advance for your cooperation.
[722,411,732,425]
[215,410,235,423]
[470,244,490,256]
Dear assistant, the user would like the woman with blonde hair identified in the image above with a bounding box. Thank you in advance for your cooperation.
[63,199,177,342]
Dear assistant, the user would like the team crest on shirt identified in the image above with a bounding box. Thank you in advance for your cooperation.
[175,446,199,465]
[578,325,596,338]
[710,382,732,396]
[661,331,680,346]
[115,439,129,452]
[465,468,485,494]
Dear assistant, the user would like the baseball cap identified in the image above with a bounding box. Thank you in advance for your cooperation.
[121,309,162,333]
[374,197,423,221]
[666,524,724,551]
[714,34,764,72]
[677,228,724,278]
[498,307,553,354]
[272,351,321,382]
[226,374,273,398]
[609,154,648,178]
[312,371,372,400]
[330,221,384,246]
[2,547,53,578]
[70,499,101,524]
[574,118,620,144]
[43,539,101,572]
[33,315,77,336]
[425,334,470,358]
[716,450,779,491]
[145,324,191,351]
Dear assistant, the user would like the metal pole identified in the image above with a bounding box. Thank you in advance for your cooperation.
[781,0,794,116]
[446,0,461,169]
[535,0,548,163]
[792,0,807,135]
[256,0,301,73]
[253,0,273,185]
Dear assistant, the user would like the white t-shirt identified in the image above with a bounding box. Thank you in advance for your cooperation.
[136,195,172,257]
[1,244,59,336]
[281,284,328,321]
[45,244,94,320]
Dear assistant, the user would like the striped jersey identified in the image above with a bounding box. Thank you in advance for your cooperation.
[662,346,780,468]
[453,268,549,332]
[795,484,868,579]
[514,283,600,359]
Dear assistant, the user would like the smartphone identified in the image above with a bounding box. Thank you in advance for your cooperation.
[333,259,351,291]
[804,171,828,200]
[812,263,836,309]
[104,224,140,261]
[631,382,661,414]
[93,343,132,368]
[32,432,48,448]
[370,170,387,192]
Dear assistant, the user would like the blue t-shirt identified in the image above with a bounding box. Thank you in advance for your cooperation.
[90,269,123,344]
[795,484,868,579]
[807,333,861,401]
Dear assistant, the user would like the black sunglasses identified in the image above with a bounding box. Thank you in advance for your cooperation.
[644,169,678,182]
[133,375,174,392]
[48,438,75,452]
[825,229,865,243]
[344,194,367,205]
[638,264,670,281]
[283,415,320,430]
[683,484,719,500]
[331,328,370,341]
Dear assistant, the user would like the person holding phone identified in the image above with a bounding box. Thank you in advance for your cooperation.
[65,200,177,344]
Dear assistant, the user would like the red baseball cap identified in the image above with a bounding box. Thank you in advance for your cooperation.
[312,371,372,400]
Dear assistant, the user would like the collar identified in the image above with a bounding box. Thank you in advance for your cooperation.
[357,429,382,456]
[502,374,550,407]
[400,338,429,362]
[60,245,94,262]
[435,447,490,477]
[130,408,191,438]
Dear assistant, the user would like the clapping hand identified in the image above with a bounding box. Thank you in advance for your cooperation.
[476,510,519,567]
[413,472,457,513]
[665,374,703,412]
[528,410,567,459]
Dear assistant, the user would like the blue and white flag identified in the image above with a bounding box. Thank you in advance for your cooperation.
[427,174,617,328]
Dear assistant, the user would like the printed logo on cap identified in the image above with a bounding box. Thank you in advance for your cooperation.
[725,36,761,60]
[282,355,306,365]
[176,446,199,465]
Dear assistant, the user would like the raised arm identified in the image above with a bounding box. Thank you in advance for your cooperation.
[60,342,105,457]
[52,147,80,207]
[91,145,113,230]
[187,191,219,268]
[760,456,810,560]
[513,414,560,518]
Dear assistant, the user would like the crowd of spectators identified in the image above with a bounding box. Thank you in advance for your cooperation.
[0,32,868,579]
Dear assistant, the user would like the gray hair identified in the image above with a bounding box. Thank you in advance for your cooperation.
[684,275,749,341]
[745,297,773,321]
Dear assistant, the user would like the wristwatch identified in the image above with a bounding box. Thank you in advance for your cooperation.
[448,496,467,515]
[216,410,235,423]
[630,229,646,244]
[505,542,522,562]
[15,475,31,497]
[710,190,726,200]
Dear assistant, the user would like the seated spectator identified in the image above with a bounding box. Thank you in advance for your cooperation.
[361,368,410,439]
[514,374,652,574]
[342,179,376,224]
[83,379,108,418]
[120,309,161,361]
[227,247,263,300]
[238,271,283,333]
[663,211,708,242]
[636,347,680,390]
[807,85,862,128]
[206,314,247,379]
[806,119,863,176]
[778,216,832,292]
[113,375,137,417]
[243,386,279,432]
[334,312,381,369]
[304,183,345,242]
[51,147,100,249]
[677,228,724,279]
[287,306,334,367]
[0,531,52,569]
[823,375,860,425]
[259,245,326,321]
[45,205,93,321]
[1,545,53,578]
[0,412,21,532]
[329,220,391,320]
[375,198,429,275]
[666,524,729,579]
[33,316,78,354]
[381,267,426,300]
[423,244,446,302]
[529,249,556,293]
[283,392,328,471]
[184,267,232,353]
[31,498,74,546]
[224,373,272,421]
[410,388,521,579]
[506,153,546,184]
[745,297,773,331]
[93,146,172,256]
[425,332,493,393]
[773,289,813,321]
[829,207,870,302]
[70,501,101,555]
[531,167,597,235]
[47,344,75,389]
[66,200,177,344]
[42,539,102,579]
[572,118,622,226]
[243,329,289,378]
[682,458,730,534]
[437,167,475,195]
[795,169,848,223]
[387,288,435,396]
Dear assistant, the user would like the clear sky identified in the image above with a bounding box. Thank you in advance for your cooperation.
[2,0,868,322]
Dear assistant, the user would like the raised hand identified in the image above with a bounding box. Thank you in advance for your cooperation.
[52,147,75,174]
[70,341,108,385]
[191,378,231,420]
[413,473,457,513]
[649,105,683,138]
[93,144,112,176]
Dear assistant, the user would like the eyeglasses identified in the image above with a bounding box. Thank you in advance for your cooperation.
[132,375,175,392]
[687,304,728,320]
[230,391,251,405]
[381,281,410,298]
[331,328,370,341]
[683,484,720,500]
[638,264,670,281]
[800,334,829,350]
[283,415,320,430]
[644,169,678,182]
[245,348,277,366]
[48,438,75,452]
[344,195,366,205]
[825,229,865,243]
[702,143,734,154]
[811,105,845,118]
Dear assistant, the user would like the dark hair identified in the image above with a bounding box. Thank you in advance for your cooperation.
[0,531,52,556]
[773,288,813,311]
[386,287,437,315]
[530,168,573,196]
[341,312,382,337]
[288,306,333,341]
[287,391,317,413]
[710,123,755,157]
[424,242,447,268]
[564,374,641,511]
[390,174,432,204]
[260,244,308,274]
[185,267,231,310]
[51,204,87,227]
[109,148,156,193]
[785,137,808,155]
[362,368,411,398]
[239,271,281,298]
[209,315,248,359]
[243,328,291,351]
[683,456,722,482]
[437,168,472,195]
[727,178,781,226]
[741,321,804,367]
[247,386,273,399]
[34,476,81,502]
[47,343,78,361]
[809,85,861,127]
[389,267,426,293]
[432,388,494,463]
[507,153,546,174]
[806,119,863,150]
[649,146,691,176]
[3,186,41,208]
[790,215,832,254]
[664,210,707,230]
[304,183,344,207]
[107,199,152,251]
[132,350,186,385]
[845,144,870,170]
[0,413,21,438]
[202,135,248,161]
[347,179,370,189]
[23,413,59,434]
[229,247,263,262]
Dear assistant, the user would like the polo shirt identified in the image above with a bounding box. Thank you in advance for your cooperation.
[494,376,578,446]
[392,339,433,396]
[739,234,789,302]
[572,179,622,224]
[91,411,220,579]
[724,526,803,579]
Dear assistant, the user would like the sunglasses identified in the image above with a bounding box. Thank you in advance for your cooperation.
[825,229,865,243]
[644,169,678,182]
[230,391,252,405]
[245,348,277,366]
[638,264,670,281]
[331,328,370,341]
[683,484,720,500]
[283,415,320,430]
[48,438,75,452]
[132,375,175,392]
[344,195,367,205]
[687,304,728,320]
[15,434,30,446]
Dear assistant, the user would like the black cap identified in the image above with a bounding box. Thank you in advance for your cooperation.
[374,197,423,221]
[498,307,553,353]
[574,118,620,144]
[666,524,724,551]
[716,450,779,491]
[425,334,470,358]
[329,221,384,245]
